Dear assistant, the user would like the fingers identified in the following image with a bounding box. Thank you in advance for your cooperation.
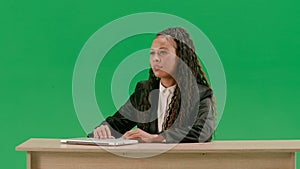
[122,129,140,139]
[122,128,149,139]
[93,125,113,139]
[103,125,112,138]
[93,128,100,139]
[122,129,158,143]
[123,133,140,139]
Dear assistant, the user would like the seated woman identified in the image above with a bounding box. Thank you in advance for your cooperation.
[89,27,215,143]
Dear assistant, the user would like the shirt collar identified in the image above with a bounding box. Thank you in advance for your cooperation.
[159,82,176,95]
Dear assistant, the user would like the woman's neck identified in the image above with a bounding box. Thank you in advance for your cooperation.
[160,77,176,88]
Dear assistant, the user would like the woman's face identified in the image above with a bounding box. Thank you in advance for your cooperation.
[150,36,177,80]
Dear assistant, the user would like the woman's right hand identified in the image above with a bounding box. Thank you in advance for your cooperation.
[93,125,115,139]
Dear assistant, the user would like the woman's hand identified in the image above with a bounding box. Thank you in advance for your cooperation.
[122,128,165,143]
[93,125,115,139]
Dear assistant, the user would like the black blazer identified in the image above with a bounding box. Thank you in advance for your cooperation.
[88,80,214,143]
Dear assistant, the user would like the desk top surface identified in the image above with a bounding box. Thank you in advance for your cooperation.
[16,138,300,153]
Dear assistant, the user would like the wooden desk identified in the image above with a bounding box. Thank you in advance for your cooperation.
[16,138,300,169]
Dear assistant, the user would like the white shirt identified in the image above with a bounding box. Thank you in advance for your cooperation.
[157,82,176,132]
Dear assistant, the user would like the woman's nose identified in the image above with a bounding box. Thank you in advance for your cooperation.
[152,53,161,62]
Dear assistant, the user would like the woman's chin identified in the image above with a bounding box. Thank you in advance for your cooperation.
[154,71,171,79]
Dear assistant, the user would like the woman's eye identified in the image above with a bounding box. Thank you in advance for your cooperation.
[150,51,155,55]
[159,50,168,56]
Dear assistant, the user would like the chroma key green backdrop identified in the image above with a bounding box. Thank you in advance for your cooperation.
[1,0,300,168]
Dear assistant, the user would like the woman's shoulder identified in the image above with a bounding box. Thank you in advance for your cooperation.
[197,84,213,99]
[135,80,150,89]
[136,80,151,86]
[135,80,159,89]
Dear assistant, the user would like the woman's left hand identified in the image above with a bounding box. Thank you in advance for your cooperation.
[122,128,160,143]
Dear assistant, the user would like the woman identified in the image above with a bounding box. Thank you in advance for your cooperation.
[89,27,215,143]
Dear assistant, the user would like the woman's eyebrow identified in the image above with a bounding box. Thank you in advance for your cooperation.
[159,47,169,50]
[150,47,169,50]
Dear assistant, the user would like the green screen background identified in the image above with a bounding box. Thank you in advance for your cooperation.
[1,0,300,168]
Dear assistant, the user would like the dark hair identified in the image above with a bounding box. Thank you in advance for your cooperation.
[147,27,215,130]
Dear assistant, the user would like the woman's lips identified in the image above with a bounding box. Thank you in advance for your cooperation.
[152,65,163,71]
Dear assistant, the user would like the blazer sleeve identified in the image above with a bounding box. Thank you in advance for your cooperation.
[160,87,214,143]
[88,82,144,138]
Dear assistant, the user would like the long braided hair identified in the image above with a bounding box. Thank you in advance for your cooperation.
[145,27,215,130]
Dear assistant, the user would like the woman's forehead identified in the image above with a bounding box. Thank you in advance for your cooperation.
[151,36,176,49]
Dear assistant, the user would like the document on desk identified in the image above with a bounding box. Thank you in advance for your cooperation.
[60,138,138,146]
